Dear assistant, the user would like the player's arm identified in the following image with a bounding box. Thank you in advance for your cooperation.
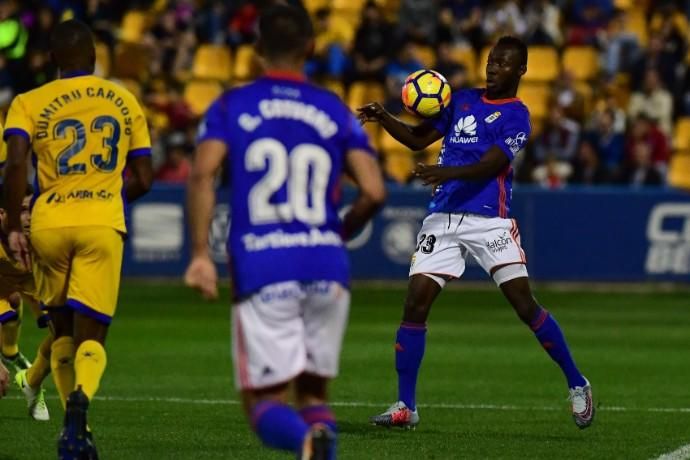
[342,149,386,240]
[125,156,153,202]
[184,139,227,300]
[3,133,31,269]
[413,145,510,187]
[357,102,442,151]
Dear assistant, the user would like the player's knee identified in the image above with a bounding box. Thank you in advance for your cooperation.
[8,293,21,309]
[402,296,431,323]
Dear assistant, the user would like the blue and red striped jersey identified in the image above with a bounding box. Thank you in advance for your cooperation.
[429,88,531,218]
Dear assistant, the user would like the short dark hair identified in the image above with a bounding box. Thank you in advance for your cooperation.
[0,183,34,209]
[257,4,314,60]
[50,19,95,72]
[495,36,528,67]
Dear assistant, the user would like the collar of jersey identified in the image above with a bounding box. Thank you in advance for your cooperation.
[264,70,306,82]
[60,70,92,79]
[481,94,521,105]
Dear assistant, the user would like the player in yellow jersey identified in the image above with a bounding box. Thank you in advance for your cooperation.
[0,183,53,420]
[0,123,33,373]
[3,19,153,459]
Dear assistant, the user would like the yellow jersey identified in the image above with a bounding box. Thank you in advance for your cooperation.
[3,73,151,233]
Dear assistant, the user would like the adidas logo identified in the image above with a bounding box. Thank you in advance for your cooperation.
[454,115,477,136]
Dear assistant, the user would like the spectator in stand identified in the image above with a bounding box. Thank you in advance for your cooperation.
[524,0,562,46]
[435,41,468,90]
[532,106,581,187]
[567,0,614,45]
[383,39,423,113]
[482,0,526,43]
[552,70,587,123]
[443,0,484,51]
[26,6,54,51]
[570,139,611,185]
[148,9,180,75]
[0,54,12,107]
[350,1,392,83]
[588,108,625,175]
[397,0,439,45]
[227,2,259,46]
[155,132,192,184]
[598,8,639,78]
[306,7,351,81]
[618,142,665,187]
[630,35,680,95]
[628,69,674,138]
[625,114,670,178]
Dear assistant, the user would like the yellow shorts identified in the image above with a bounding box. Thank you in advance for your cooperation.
[31,226,125,325]
[0,296,48,328]
[0,299,17,324]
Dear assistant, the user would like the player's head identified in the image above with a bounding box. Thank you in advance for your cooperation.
[0,184,34,234]
[486,36,527,96]
[50,19,95,74]
[256,4,314,66]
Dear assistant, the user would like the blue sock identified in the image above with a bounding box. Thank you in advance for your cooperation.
[299,405,337,460]
[530,307,586,389]
[251,401,309,453]
[395,322,427,411]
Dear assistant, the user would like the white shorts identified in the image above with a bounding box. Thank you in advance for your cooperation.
[232,281,350,391]
[409,212,528,284]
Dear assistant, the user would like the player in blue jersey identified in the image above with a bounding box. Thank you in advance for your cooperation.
[359,36,594,430]
[184,5,385,459]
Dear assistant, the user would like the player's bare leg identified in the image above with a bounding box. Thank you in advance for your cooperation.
[242,381,330,460]
[499,274,594,429]
[295,373,336,459]
[370,274,443,429]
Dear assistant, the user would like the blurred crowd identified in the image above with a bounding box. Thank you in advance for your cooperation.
[1,0,690,189]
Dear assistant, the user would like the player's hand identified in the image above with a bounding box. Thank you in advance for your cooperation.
[8,230,31,271]
[414,163,456,187]
[0,361,9,398]
[356,102,386,125]
[184,255,219,301]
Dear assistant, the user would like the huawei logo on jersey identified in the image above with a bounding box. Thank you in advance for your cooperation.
[449,115,479,144]
[454,115,477,136]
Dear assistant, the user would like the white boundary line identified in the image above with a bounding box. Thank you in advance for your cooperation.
[654,443,690,460]
[5,394,690,414]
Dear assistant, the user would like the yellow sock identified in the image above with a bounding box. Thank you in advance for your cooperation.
[51,336,76,409]
[1,319,20,357]
[27,334,53,389]
[74,340,107,401]
[1,297,22,357]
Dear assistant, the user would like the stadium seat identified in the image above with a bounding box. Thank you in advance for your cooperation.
[673,117,690,153]
[233,45,258,82]
[614,0,632,9]
[346,82,385,112]
[562,46,600,81]
[94,42,111,78]
[322,79,345,99]
[415,45,436,68]
[192,45,232,81]
[424,137,443,165]
[668,152,690,190]
[184,80,224,116]
[303,0,328,13]
[517,83,551,121]
[625,8,648,46]
[120,10,148,43]
[523,46,560,83]
[450,46,477,83]
[477,46,491,82]
[363,122,381,151]
[113,43,150,80]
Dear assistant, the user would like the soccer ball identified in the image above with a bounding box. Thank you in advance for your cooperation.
[401,70,451,118]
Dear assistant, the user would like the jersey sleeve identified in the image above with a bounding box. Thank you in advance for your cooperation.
[3,95,34,142]
[494,106,531,161]
[345,112,375,156]
[197,95,228,144]
[128,100,152,159]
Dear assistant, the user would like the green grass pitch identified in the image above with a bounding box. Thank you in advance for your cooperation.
[2,281,689,459]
